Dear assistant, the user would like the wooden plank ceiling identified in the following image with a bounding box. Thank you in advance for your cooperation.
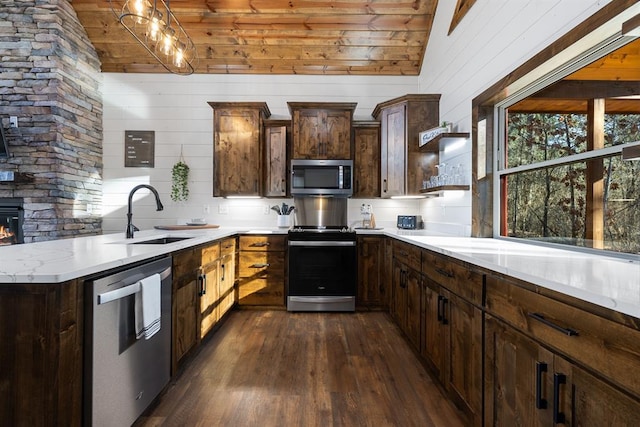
[71,0,439,75]
[509,38,640,114]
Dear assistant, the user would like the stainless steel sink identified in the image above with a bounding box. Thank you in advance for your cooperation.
[129,236,193,245]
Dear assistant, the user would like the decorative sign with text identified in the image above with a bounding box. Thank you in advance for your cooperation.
[125,130,155,167]
[419,126,447,147]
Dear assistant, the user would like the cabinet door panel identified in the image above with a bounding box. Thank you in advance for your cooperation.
[265,125,288,197]
[380,104,405,197]
[446,291,483,421]
[391,259,406,325]
[213,108,263,196]
[200,263,220,339]
[293,110,322,158]
[324,109,352,159]
[218,253,236,319]
[485,316,552,427]
[356,236,386,308]
[175,279,198,361]
[422,278,445,382]
[554,357,640,426]
[352,124,380,197]
[405,267,421,349]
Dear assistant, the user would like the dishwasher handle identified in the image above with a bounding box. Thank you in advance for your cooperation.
[97,266,171,305]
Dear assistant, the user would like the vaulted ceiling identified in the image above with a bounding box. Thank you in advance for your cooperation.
[509,38,640,114]
[71,0,440,75]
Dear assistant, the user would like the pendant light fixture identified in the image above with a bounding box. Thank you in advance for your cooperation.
[110,0,198,75]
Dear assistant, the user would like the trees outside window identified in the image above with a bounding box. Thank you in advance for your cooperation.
[503,112,640,254]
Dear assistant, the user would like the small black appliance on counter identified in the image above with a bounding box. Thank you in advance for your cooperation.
[397,215,423,230]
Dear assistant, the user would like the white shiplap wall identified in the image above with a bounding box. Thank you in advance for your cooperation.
[417,0,614,235]
[101,0,613,236]
[101,75,420,234]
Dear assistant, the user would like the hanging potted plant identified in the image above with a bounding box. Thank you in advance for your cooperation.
[171,146,190,202]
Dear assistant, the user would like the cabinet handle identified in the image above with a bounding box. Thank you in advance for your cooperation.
[437,295,444,322]
[221,263,225,281]
[383,179,388,193]
[250,263,270,268]
[441,297,448,325]
[553,373,566,424]
[435,268,454,278]
[535,362,548,410]
[251,242,270,247]
[198,273,206,296]
[529,313,578,336]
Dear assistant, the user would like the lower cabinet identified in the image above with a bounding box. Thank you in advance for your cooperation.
[421,276,483,426]
[486,314,640,426]
[218,238,237,318]
[391,241,422,350]
[485,273,640,426]
[173,237,238,370]
[237,234,286,308]
[172,247,201,369]
[199,243,221,339]
[356,235,388,310]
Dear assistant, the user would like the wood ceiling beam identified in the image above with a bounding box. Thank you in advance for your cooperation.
[530,80,640,99]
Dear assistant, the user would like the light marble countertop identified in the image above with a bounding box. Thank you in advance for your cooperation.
[1,226,638,319]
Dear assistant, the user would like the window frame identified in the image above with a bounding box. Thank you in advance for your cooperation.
[492,32,640,256]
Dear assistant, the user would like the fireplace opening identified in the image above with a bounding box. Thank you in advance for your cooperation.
[0,198,24,245]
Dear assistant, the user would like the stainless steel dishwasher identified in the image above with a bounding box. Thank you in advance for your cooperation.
[84,257,172,427]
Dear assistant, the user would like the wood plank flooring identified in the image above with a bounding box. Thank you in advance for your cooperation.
[135,310,466,427]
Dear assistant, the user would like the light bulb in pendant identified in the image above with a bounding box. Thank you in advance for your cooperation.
[160,27,175,56]
[133,0,146,16]
[174,43,185,68]
[147,10,163,42]
[131,0,147,24]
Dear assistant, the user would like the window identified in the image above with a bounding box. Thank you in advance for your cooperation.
[497,38,640,255]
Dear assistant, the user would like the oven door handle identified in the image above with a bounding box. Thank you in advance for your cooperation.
[288,241,356,247]
[289,296,354,303]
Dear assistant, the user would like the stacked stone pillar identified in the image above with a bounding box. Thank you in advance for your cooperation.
[0,0,103,241]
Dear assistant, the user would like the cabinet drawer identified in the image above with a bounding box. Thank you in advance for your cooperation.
[220,237,237,256]
[238,278,285,306]
[422,250,483,306]
[486,275,640,399]
[392,240,421,272]
[201,242,220,265]
[239,252,285,278]
[240,235,286,252]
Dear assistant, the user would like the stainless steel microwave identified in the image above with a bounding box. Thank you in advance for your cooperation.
[290,159,353,196]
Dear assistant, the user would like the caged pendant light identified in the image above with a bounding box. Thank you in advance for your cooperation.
[110,0,198,75]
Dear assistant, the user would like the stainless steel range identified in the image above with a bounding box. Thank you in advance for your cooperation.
[287,197,356,312]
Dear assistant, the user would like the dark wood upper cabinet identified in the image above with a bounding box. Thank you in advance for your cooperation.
[373,94,440,197]
[209,102,270,197]
[288,102,356,159]
[263,119,290,198]
[352,121,381,198]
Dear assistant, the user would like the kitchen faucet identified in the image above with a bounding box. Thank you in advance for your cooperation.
[126,184,164,238]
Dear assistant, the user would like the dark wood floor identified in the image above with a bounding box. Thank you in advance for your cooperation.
[136,310,466,427]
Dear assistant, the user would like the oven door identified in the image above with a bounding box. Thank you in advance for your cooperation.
[287,239,356,311]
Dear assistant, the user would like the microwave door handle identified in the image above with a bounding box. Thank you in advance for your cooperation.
[339,166,344,189]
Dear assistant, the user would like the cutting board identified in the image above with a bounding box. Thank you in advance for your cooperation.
[154,224,220,230]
